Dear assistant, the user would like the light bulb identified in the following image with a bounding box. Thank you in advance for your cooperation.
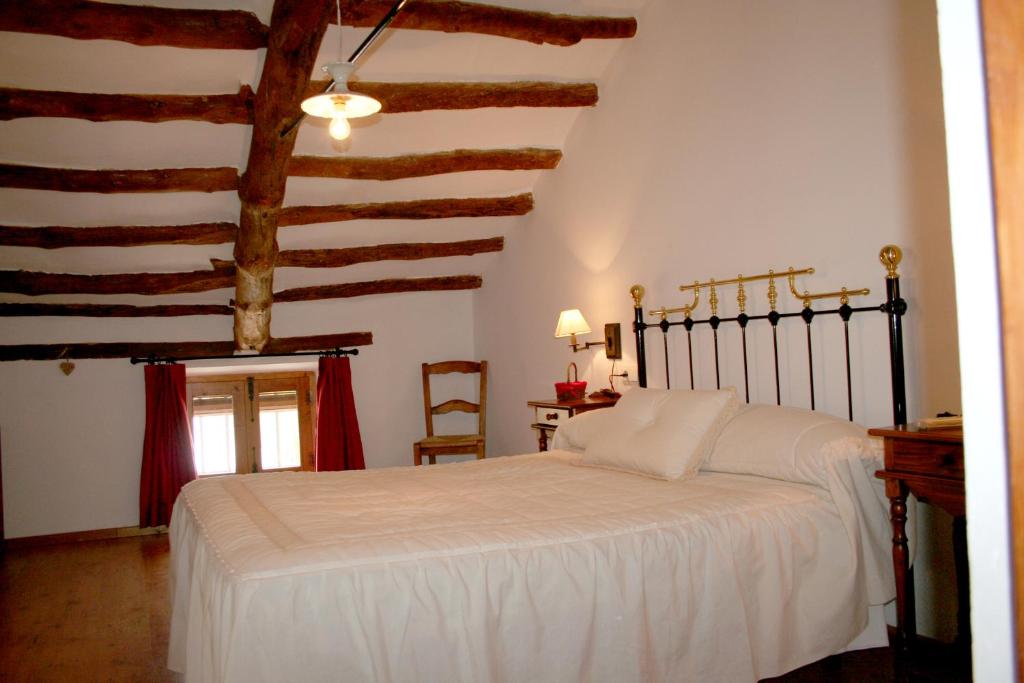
[329,116,351,141]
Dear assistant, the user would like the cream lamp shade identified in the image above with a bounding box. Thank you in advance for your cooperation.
[300,61,382,142]
[554,309,592,338]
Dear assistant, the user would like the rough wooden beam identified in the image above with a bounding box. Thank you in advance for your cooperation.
[273,237,504,268]
[335,0,637,45]
[307,81,598,112]
[278,193,533,227]
[289,149,560,181]
[0,1,635,50]
[0,0,268,49]
[0,223,237,248]
[1,81,597,123]
[0,164,238,194]
[0,86,254,124]
[233,0,333,352]
[263,332,373,354]
[0,332,373,362]
[0,303,233,317]
[0,265,235,296]
[275,275,483,303]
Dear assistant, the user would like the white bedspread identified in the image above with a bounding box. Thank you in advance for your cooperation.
[168,451,891,682]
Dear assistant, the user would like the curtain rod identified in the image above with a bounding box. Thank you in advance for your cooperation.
[129,348,359,365]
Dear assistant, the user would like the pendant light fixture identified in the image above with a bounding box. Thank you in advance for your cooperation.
[299,0,409,141]
[302,62,381,140]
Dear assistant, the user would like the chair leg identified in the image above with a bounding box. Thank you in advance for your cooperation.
[477,443,485,460]
[428,454,436,465]
[413,444,422,466]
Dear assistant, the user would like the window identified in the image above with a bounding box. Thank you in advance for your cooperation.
[186,372,315,475]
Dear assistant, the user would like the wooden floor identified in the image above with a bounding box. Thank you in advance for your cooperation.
[0,535,970,682]
[0,535,175,682]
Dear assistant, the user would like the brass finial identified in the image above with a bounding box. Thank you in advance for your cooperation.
[880,244,902,279]
[629,284,645,307]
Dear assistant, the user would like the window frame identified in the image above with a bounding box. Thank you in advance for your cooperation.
[186,371,316,475]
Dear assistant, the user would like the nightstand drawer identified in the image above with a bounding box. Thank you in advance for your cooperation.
[535,406,571,426]
[888,439,964,479]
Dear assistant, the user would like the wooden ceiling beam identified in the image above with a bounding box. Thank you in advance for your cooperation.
[289,149,560,181]
[334,0,637,45]
[0,0,268,49]
[0,86,254,124]
[0,0,635,50]
[0,331,372,362]
[0,81,597,124]
[0,164,238,193]
[274,275,483,303]
[0,303,232,317]
[0,223,237,248]
[273,237,504,268]
[233,0,334,351]
[278,193,532,227]
[0,265,235,296]
[313,81,599,112]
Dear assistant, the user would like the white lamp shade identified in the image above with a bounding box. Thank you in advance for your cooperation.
[300,61,382,119]
[554,309,591,338]
[301,91,382,119]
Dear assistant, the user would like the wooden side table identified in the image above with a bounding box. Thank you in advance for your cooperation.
[870,425,967,653]
[527,395,619,451]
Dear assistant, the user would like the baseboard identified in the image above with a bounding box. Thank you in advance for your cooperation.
[3,524,167,550]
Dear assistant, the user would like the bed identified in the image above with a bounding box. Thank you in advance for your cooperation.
[168,247,907,682]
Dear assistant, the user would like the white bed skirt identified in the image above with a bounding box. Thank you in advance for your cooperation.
[168,452,892,682]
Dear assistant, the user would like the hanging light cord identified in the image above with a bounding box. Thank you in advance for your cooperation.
[336,0,343,60]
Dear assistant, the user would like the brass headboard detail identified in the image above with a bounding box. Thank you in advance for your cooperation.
[630,245,906,424]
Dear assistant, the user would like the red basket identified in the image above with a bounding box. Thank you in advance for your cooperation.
[554,363,587,401]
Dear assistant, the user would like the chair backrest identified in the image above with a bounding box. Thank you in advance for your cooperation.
[421,360,488,437]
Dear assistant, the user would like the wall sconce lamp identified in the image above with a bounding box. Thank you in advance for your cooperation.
[554,310,622,358]
[555,309,600,352]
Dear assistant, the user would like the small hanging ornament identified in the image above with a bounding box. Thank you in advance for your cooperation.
[58,348,75,376]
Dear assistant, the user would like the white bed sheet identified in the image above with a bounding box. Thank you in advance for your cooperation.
[168,451,892,682]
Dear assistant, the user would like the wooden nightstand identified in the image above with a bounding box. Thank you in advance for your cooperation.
[527,395,619,451]
[870,425,967,654]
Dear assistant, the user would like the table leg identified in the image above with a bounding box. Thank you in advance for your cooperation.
[886,480,916,650]
[538,428,549,452]
[952,515,972,661]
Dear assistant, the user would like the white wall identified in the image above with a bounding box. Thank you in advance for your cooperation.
[475,0,961,639]
[0,290,476,538]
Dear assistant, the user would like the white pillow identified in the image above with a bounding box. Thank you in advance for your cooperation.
[551,409,607,452]
[581,388,739,480]
[703,403,880,487]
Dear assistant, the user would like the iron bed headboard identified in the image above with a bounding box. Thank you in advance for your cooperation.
[629,245,907,426]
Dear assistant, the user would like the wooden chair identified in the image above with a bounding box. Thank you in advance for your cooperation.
[414,360,487,465]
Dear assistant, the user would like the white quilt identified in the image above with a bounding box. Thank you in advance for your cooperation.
[168,451,891,682]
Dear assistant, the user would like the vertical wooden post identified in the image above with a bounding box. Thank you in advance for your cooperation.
[233,0,334,350]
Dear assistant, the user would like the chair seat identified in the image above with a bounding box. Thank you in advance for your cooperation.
[416,434,484,447]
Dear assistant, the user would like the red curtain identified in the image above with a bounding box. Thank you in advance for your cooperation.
[139,364,196,528]
[315,356,365,471]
